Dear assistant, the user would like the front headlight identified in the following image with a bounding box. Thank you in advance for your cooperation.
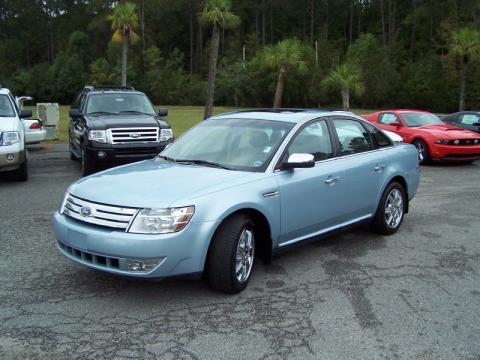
[128,206,194,234]
[2,131,20,146]
[160,128,173,142]
[59,192,70,214]
[88,130,107,143]
[435,139,449,144]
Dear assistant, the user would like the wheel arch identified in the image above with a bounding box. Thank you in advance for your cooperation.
[385,175,409,213]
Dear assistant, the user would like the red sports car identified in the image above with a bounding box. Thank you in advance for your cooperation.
[362,109,480,163]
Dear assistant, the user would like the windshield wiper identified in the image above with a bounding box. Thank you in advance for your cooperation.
[86,111,118,116]
[157,155,176,162]
[175,159,234,170]
[119,110,154,116]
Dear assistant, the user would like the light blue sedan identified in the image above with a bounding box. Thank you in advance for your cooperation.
[53,109,421,293]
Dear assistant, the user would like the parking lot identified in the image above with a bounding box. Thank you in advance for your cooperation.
[0,144,479,359]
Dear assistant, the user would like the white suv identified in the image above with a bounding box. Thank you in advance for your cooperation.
[0,87,30,181]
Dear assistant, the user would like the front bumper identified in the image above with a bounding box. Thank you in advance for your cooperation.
[52,212,219,278]
[86,142,169,165]
[430,144,480,161]
[0,143,25,172]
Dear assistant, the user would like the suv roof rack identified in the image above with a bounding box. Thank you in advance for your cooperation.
[83,85,136,92]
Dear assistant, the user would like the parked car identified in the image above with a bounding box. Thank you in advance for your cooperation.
[68,85,173,175]
[53,109,421,293]
[362,109,480,163]
[441,111,480,134]
[16,96,47,144]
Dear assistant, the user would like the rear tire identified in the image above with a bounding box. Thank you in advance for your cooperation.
[370,182,406,235]
[412,139,430,164]
[69,141,77,161]
[207,215,255,294]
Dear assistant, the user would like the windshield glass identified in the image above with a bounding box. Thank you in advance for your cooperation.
[402,113,444,127]
[0,95,16,117]
[86,93,156,115]
[160,118,295,172]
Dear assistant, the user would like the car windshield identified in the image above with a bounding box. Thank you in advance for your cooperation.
[159,118,295,172]
[0,95,16,117]
[85,93,156,115]
[402,113,444,127]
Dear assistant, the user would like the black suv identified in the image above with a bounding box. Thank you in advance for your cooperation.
[68,86,173,175]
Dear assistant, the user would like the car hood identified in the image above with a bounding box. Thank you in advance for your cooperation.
[415,124,480,139]
[86,114,169,130]
[69,160,259,208]
[0,117,19,132]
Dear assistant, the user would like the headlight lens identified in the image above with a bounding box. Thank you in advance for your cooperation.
[88,130,107,143]
[59,192,70,214]
[2,131,20,146]
[160,128,173,142]
[435,139,449,144]
[128,206,194,234]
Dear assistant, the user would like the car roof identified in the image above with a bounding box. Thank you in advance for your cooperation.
[209,109,360,123]
[383,109,430,114]
[0,88,12,95]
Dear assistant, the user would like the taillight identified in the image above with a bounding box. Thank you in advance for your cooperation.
[29,122,42,130]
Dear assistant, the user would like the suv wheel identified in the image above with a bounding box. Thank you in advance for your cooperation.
[207,215,255,294]
[14,158,28,181]
[69,137,77,161]
[81,144,95,176]
[370,182,406,235]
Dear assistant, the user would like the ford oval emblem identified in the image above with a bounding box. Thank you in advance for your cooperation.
[129,132,141,138]
[80,206,94,217]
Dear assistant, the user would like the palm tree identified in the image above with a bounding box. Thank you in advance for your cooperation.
[110,2,140,87]
[450,28,480,111]
[200,0,240,119]
[322,63,364,111]
[263,38,308,108]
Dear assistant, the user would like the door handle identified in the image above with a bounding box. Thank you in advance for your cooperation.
[324,176,340,185]
[374,164,385,173]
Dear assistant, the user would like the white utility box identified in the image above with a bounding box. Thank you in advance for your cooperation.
[37,103,59,139]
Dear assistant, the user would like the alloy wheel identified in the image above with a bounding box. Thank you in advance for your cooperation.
[384,188,404,229]
[234,228,255,283]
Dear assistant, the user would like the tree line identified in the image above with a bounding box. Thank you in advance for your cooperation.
[1,0,479,113]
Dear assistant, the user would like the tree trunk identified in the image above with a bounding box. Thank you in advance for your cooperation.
[262,0,266,47]
[310,0,314,46]
[341,89,350,111]
[349,0,354,46]
[459,54,468,111]
[273,65,286,108]
[140,0,145,74]
[380,0,386,47]
[189,1,194,74]
[204,24,220,119]
[121,34,128,87]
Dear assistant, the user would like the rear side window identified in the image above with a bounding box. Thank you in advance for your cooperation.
[379,113,400,125]
[332,119,372,155]
[364,123,392,148]
[288,120,333,161]
[459,114,480,125]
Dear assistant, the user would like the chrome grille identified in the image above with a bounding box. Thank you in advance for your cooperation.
[108,127,159,144]
[62,193,138,230]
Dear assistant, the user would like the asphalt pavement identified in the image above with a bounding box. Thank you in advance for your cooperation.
[0,144,479,359]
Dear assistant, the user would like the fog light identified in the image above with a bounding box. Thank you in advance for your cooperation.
[126,258,163,272]
[6,153,15,162]
[97,151,106,158]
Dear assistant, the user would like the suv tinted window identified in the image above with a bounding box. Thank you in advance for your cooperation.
[287,120,333,161]
[364,122,392,148]
[332,119,372,155]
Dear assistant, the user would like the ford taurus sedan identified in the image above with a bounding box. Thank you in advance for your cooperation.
[53,109,421,293]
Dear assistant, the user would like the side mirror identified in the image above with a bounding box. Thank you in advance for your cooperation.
[69,108,82,118]
[283,153,315,169]
[19,109,32,118]
[389,121,402,127]
[158,108,168,117]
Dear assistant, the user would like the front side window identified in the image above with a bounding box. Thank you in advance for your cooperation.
[160,118,294,172]
[459,114,480,125]
[0,95,16,117]
[402,113,444,127]
[287,120,333,161]
[379,113,400,125]
[332,119,372,155]
[86,93,156,115]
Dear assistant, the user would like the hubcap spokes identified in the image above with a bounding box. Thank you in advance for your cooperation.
[235,228,254,283]
[384,189,404,229]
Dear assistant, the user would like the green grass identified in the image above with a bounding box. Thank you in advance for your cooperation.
[25,105,375,144]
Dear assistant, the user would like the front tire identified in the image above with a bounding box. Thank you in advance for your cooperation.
[14,159,28,181]
[412,139,430,164]
[207,215,255,294]
[370,182,406,235]
[81,144,95,176]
